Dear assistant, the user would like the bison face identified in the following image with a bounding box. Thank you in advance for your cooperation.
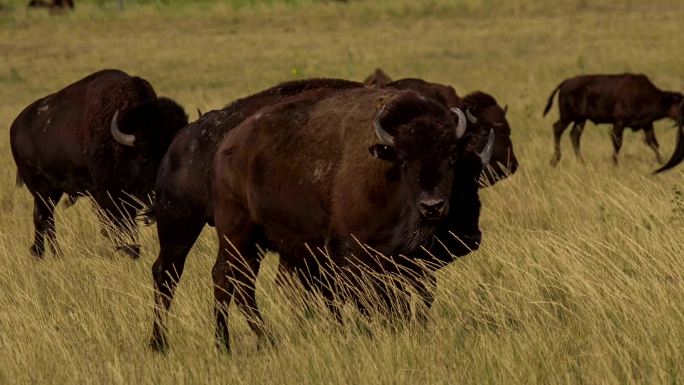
[461,93,518,186]
[370,98,470,225]
[111,97,188,164]
[664,92,684,119]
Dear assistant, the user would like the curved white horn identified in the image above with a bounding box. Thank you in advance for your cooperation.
[374,105,395,146]
[465,109,478,124]
[450,107,467,139]
[110,111,135,147]
[478,129,495,167]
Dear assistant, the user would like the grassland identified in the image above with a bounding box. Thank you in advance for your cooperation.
[2,1,684,384]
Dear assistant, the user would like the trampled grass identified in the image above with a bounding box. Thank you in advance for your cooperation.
[1,1,684,384]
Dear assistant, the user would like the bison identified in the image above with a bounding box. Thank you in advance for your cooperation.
[364,68,517,185]
[147,78,488,352]
[544,73,684,166]
[10,69,188,259]
[209,87,478,352]
[28,0,74,10]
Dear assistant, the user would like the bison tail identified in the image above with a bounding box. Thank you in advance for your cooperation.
[542,82,563,117]
[15,171,24,188]
[654,101,684,174]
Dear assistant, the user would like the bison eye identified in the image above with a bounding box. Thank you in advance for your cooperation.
[369,144,398,162]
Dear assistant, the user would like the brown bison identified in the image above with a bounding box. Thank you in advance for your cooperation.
[544,73,684,166]
[654,101,684,173]
[28,0,74,10]
[364,68,517,185]
[147,78,488,352]
[209,87,476,352]
[10,69,188,259]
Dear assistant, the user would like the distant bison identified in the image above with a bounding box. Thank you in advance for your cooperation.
[544,73,684,166]
[364,68,459,108]
[364,68,517,185]
[28,0,74,10]
[10,69,187,259]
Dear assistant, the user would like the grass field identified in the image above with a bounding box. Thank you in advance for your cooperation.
[2,1,684,384]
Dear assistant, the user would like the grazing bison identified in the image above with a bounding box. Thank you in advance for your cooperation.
[544,73,684,166]
[147,78,486,352]
[654,101,684,173]
[364,68,517,185]
[10,69,188,259]
[209,87,474,352]
[28,0,74,10]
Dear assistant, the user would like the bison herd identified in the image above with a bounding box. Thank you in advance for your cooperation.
[9,68,684,353]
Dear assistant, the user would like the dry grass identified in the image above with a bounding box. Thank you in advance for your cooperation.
[2,1,684,384]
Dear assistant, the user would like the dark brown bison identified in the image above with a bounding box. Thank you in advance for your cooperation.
[544,73,684,166]
[147,78,487,352]
[28,0,73,10]
[209,87,477,352]
[654,101,684,173]
[10,69,188,259]
[364,68,459,108]
[364,68,517,185]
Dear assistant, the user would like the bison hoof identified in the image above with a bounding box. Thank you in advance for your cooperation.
[149,336,168,353]
[115,244,141,260]
[29,245,44,259]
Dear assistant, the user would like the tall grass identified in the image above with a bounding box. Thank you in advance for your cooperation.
[1,1,684,384]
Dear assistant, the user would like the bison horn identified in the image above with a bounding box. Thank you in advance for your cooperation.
[110,110,135,147]
[465,109,479,124]
[374,105,395,146]
[450,107,467,139]
[478,129,495,167]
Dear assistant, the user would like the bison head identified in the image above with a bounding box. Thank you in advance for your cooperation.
[110,97,188,163]
[663,91,684,119]
[460,91,518,187]
[368,93,491,231]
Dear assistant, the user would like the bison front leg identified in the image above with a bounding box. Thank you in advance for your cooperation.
[643,124,663,164]
[213,214,270,353]
[611,123,625,165]
[97,197,141,259]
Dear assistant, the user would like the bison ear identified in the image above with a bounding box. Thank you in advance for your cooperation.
[369,144,398,161]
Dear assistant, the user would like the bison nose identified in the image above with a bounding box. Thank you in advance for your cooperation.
[509,160,519,174]
[419,197,447,219]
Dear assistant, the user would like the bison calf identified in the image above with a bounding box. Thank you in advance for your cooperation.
[544,73,683,166]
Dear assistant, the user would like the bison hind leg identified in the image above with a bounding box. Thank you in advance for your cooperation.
[149,213,205,353]
[551,119,571,166]
[29,189,63,258]
[570,120,587,162]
